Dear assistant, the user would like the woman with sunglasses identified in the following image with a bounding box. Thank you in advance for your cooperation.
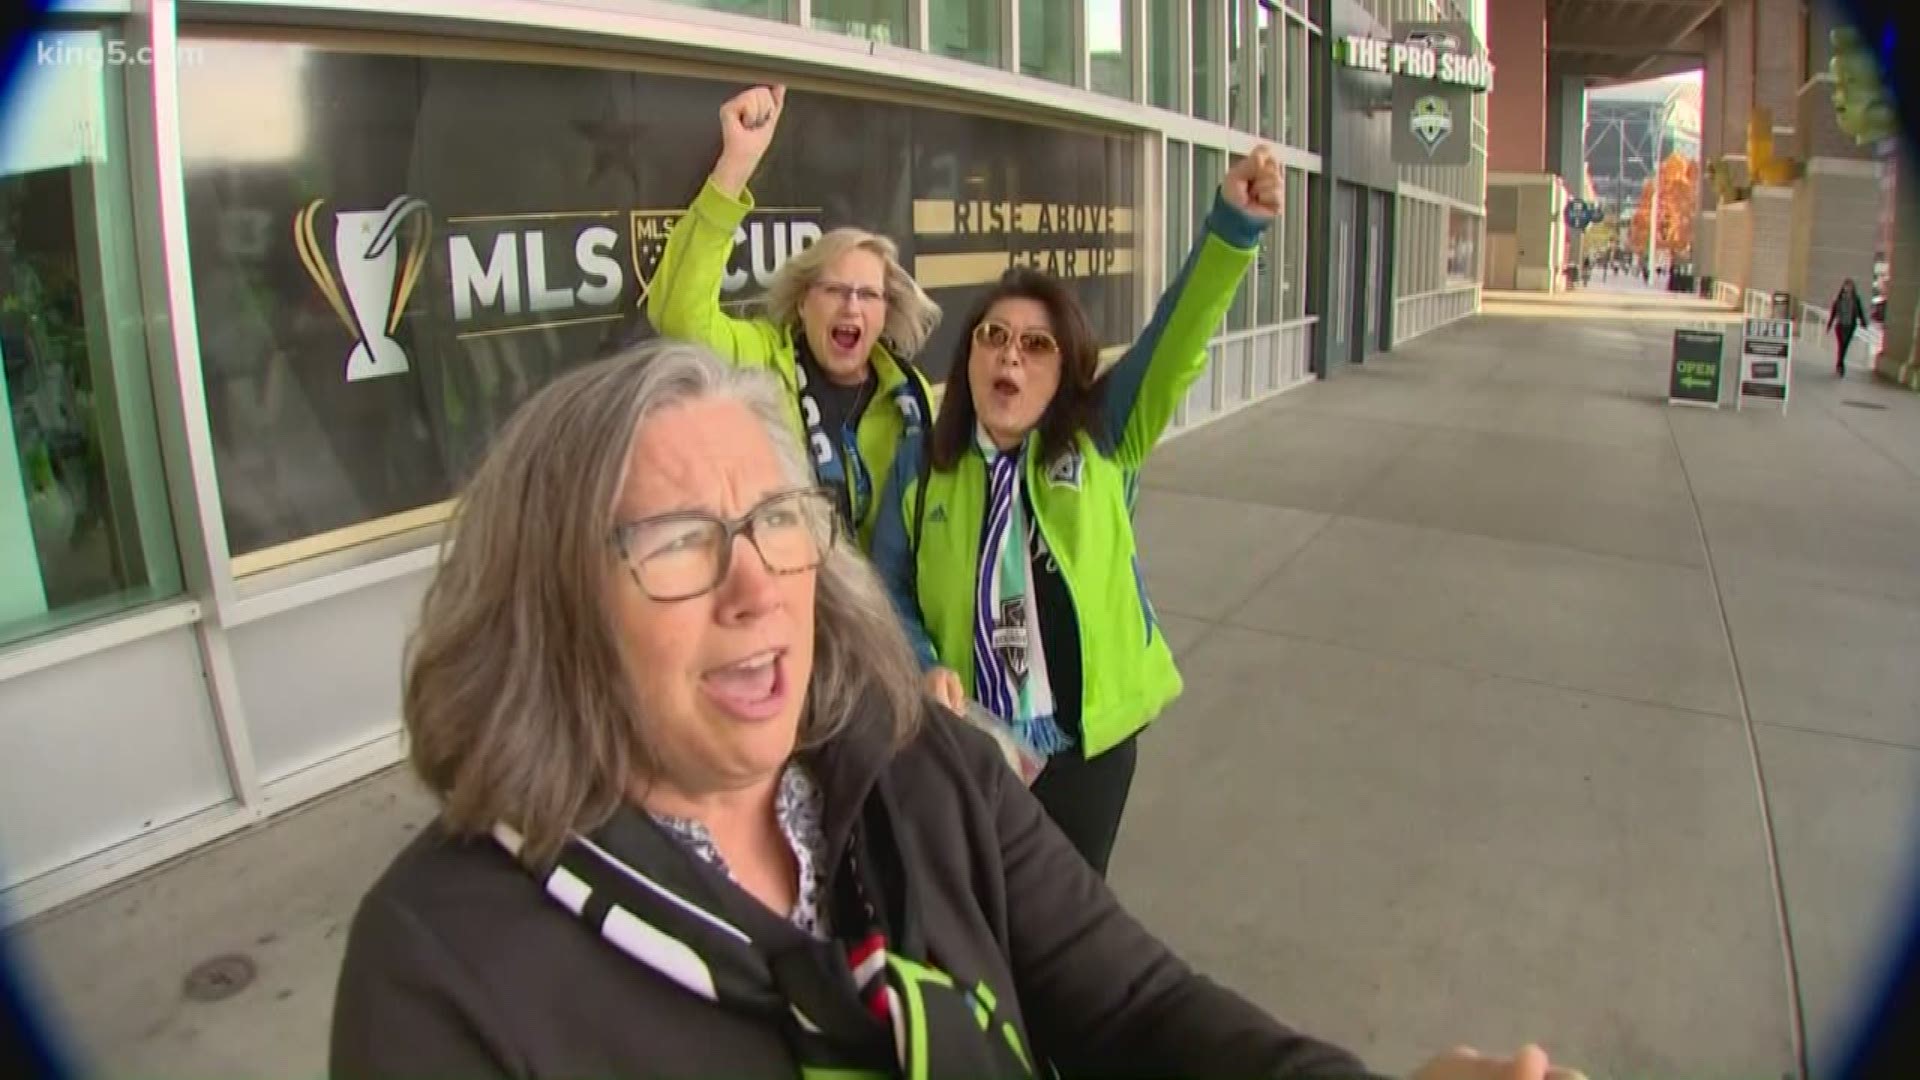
[869,147,1283,876]
[649,84,941,550]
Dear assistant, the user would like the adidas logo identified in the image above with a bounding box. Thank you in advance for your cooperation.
[928,505,948,524]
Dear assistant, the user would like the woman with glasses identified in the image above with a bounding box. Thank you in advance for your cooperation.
[870,147,1283,878]
[648,83,940,550]
[332,339,1573,1080]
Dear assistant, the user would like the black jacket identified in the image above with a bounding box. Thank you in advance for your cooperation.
[1830,290,1867,332]
[329,700,1380,1079]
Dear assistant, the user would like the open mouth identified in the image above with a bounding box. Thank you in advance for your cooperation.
[990,376,1020,398]
[701,647,788,722]
[829,324,862,352]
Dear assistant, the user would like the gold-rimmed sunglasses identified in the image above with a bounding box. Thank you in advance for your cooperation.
[972,319,1060,359]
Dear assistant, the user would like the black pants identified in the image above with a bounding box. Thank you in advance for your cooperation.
[1836,328,1856,371]
[1030,735,1138,878]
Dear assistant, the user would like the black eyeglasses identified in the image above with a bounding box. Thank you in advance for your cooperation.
[611,488,838,601]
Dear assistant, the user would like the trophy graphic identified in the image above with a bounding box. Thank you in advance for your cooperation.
[295,195,432,382]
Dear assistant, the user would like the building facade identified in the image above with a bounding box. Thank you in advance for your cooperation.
[1584,83,1702,229]
[0,0,1485,919]
[1691,0,1909,386]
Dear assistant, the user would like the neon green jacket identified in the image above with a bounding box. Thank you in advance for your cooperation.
[870,191,1266,758]
[647,179,934,550]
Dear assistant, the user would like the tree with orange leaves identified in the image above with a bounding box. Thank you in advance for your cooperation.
[1629,152,1699,258]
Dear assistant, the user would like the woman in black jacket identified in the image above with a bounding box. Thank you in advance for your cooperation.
[329,339,1579,1080]
[1827,278,1869,376]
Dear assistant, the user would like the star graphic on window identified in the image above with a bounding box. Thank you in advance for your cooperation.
[574,110,651,191]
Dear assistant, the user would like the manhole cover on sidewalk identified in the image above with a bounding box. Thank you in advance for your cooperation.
[1842,400,1890,410]
[182,953,255,1002]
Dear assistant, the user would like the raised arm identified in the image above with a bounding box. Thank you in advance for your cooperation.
[1098,146,1282,469]
[646,85,789,366]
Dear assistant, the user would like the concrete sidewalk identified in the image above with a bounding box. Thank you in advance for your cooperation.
[10,302,1920,1079]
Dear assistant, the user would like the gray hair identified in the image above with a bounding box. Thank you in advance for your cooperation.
[762,227,942,358]
[404,338,926,865]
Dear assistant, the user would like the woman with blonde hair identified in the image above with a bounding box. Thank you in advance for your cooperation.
[329,338,1577,1080]
[649,83,940,550]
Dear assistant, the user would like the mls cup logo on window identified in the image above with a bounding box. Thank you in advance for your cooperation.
[1410,95,1453,156]
[294,195,433,382]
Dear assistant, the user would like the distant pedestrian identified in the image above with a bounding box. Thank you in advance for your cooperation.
[1827,278,1869,376]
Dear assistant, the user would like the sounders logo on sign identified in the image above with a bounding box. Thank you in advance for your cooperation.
[295,196,433,382]
[1409,95,1453,155]
[297,199,823,382]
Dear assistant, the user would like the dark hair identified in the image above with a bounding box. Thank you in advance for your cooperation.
[928,268,1104,471]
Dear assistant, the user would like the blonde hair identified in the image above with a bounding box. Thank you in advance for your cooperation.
[404,339,926,866]
[762,228,942,358]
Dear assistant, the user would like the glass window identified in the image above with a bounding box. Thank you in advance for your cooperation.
[1289,20,1310,151]
[1166,140,1190,285]
[812,0,908,45]
[1259,2,1280,140]
[1192,146,1222,285]
[1257,193,1279,325]
[664,0,789,17]
[1228,1,1250,132]
[1227,153,1253,330]
[1021,0,1075,84]
[1088,0,1132,98]
[1148,0,1182,109]
[0,29,183,649]
[1305,24,1320,153]
[1448,208,1479,281]
[931,0,1002,65]
[175,39,1143,569]
[1190,0,1222,121]
[1284,168,1306,318]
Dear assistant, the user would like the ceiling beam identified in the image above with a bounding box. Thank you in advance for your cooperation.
[1560,0,1714,7]
[1631,0,1722,77]
[1551,40,1707,57]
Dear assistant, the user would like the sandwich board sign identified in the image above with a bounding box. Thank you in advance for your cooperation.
[1668,328,1724,407]
[1738,317,1793,412]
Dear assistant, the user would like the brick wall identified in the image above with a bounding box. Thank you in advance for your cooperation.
[1748,188,1795,294]
[1754,0,1802,134]
[1797,79,1874,162]
[1702,25,1724,210]
[1789,179,1814,300]
[1722,0,1756,157]
[1880,160,1920,380]
[1790,167,1880,306]
[1486,0,1547,173]
[1717,200,1752,291]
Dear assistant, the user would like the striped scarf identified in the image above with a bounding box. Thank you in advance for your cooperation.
[972,436,1074,757]
[492,810,1033,1080]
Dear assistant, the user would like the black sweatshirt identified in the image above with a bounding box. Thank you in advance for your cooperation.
[329,699,1384,1079]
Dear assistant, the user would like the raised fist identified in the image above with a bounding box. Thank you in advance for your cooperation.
[712,85,785,196]
[1222,144,1283,221]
